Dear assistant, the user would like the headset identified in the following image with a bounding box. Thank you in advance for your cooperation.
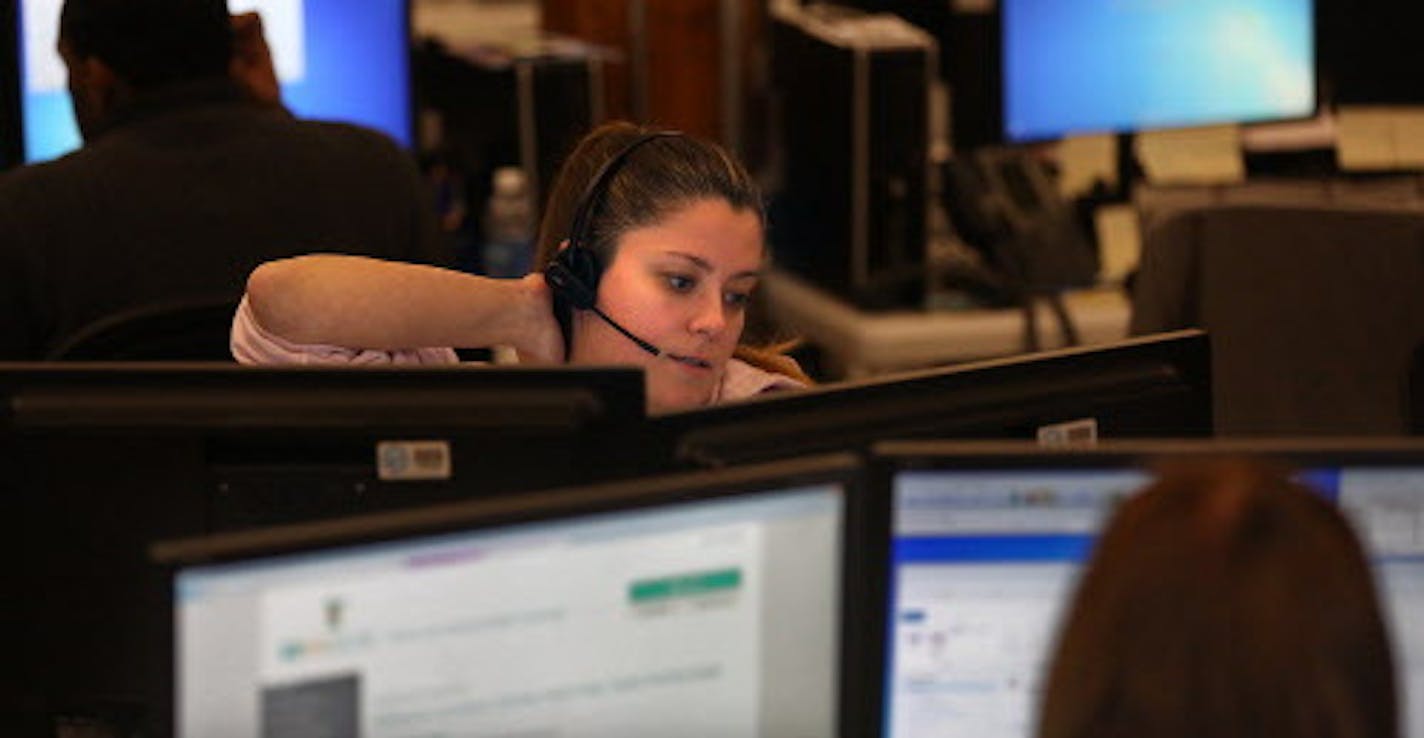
[544,131,683,357]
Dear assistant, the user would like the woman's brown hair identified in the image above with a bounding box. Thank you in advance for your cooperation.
[535,121,811,384]
[1037,458,1398,738]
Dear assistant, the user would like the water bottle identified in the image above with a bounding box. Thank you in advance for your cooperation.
[482,167,535,278]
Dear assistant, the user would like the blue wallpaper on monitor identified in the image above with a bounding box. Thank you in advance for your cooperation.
[1003,0,1314,141]
[19,0,410,163]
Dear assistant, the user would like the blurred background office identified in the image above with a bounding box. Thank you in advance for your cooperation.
[4,0,1424,424]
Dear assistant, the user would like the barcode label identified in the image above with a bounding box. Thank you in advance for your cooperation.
[1036,418,1099,447]
[376,440,453,481]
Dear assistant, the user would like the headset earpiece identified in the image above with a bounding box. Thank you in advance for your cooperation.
[543,130,683,357]
[545,246,600,311]
[543,131,682,314]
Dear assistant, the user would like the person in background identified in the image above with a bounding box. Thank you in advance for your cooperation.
[234,121,810,413]
[1037,458,1398,738]
[0,0,444,359]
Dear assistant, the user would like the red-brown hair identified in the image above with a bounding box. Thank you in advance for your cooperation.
[1038,458,1398,738]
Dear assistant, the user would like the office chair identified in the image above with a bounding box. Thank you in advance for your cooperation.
[1131,204,1424,436]
[45,297,239,361]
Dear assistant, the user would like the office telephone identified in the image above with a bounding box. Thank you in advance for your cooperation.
[936,148,1102,349]
[940,147,1099,302]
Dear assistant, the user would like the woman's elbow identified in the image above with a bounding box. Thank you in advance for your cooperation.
[245,257,315,341]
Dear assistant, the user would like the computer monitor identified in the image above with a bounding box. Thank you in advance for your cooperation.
[154,454,866,738]
[1,0,19,170]
[16,0,414,164]
[4,362,645,730]
[1001,0,1316,141]
[868,439,1424,738]
[646,329,1211,470]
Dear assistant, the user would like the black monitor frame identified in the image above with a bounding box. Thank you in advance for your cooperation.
[1,0,19,171]
[3,362,645,734]
[153,453,871,738]
[861,437,1424,738]
[644,329,1211,471]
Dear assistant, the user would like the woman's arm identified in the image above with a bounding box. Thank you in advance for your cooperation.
[244,254,565,362]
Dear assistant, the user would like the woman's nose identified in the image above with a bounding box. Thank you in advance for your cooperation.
[689,292,728,336]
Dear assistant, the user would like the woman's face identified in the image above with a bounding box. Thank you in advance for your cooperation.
[569,197,764,413]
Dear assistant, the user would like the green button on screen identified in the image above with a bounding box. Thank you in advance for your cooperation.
[629,568,742,603]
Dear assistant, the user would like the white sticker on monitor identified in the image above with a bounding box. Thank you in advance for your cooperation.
[1036,418,1098,447]
[376,440,452,481]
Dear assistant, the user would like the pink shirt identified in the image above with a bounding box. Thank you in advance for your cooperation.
[230,295,806,403]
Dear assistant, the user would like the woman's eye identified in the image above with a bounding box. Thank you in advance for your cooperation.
[665,274,696,292]
[724,291,752,309]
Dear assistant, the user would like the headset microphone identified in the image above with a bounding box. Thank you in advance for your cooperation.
[544,261,662,357]
[544,130,683,359]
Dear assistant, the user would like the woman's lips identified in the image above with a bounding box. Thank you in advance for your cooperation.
[667,353,712,369]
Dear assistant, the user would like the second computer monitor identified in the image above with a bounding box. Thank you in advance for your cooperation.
[650,329,1211,470]
[16,0,413,163]
[1002,0,1315,141]
[157,454,865,738]
[870,440,1424,738]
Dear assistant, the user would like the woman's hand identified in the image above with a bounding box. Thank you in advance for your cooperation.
[511,273,566,364]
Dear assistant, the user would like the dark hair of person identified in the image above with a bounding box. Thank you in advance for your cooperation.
[1037,458,1398,738]
[60,0,233,90]
[535,121,810,383]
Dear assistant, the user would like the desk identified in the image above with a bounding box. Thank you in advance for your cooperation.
[762,270,1133,379]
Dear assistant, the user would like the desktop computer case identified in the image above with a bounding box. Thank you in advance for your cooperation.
[512,52,606,209]
[417,41,602,213]
[771,7,935,309]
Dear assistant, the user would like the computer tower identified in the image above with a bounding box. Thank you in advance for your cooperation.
[770,5,935,309]
[542,0,769,163]
[416,39,603,218]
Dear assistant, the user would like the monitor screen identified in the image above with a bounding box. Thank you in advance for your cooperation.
[647,329,1211,470]
[1001,0,1316,141]
[17,0,412,164]
[158,455,859,737]
[874,441,1424,738]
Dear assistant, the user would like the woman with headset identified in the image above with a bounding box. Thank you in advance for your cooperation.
[233,122,810,413]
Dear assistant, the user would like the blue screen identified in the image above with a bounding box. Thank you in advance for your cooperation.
[18,0,411,164]
[1002,0,1315,141]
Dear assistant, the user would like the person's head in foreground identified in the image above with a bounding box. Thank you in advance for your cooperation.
[1037,457,1398,738]
[58,0,234,141]
[536,121,805,413]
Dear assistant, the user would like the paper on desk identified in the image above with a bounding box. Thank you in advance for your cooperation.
[1396,111,1424,167]
[1337,106,1424,170]
[1055,133,1118,198]
[1133,125,1245,185]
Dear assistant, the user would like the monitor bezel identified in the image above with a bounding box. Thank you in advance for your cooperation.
[646,329,1212,470]
[0,361,646,430]
[1,0,19,170]
[154,452,874,738]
